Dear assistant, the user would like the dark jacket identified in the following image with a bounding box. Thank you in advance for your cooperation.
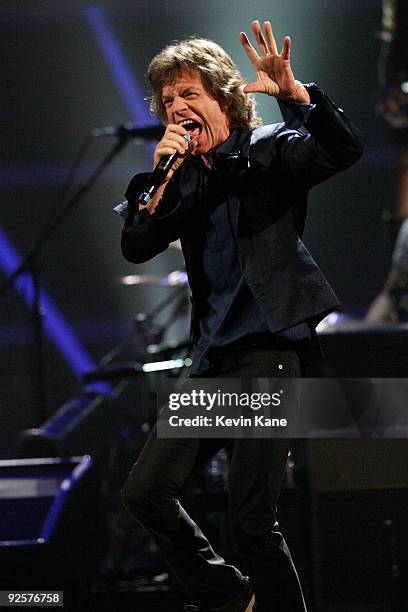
[121,85,363,342]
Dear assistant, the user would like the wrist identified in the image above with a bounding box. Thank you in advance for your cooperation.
[278,81,311,104]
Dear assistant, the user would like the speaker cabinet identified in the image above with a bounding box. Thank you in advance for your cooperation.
[309,439,408,611]
[0,456,103,609]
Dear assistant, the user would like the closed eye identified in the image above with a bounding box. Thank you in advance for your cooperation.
[162,91,199,107]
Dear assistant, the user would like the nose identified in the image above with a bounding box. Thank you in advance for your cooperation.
[171,95,189,117]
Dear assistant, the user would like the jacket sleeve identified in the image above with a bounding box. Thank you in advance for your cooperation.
[252,84,364,189]
[121,172,182,264]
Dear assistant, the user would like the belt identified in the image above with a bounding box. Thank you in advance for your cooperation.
[210,334,277,356]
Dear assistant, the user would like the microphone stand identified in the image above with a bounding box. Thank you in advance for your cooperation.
[1,137,129,423]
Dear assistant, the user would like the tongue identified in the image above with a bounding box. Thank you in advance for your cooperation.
[187,126,200,139]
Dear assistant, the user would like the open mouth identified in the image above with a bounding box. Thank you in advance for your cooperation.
[178,119,202,139]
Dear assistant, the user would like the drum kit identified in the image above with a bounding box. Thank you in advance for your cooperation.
[118,269,188,289]
[83,262,192,387]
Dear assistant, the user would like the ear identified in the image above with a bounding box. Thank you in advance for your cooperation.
[220,100,232,127]
[218,98,231,119]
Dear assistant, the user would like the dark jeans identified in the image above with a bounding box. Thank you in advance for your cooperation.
[121,348,307,611]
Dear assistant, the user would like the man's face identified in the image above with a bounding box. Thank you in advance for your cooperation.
[161,69,231,155]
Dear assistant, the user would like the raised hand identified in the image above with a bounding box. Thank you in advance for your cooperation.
[240,20,310,104]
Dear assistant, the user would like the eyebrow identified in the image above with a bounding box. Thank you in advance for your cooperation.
[162,87,200,102]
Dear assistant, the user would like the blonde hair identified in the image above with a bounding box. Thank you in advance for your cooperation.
[147,37,261,130]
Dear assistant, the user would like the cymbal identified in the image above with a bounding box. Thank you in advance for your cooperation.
[117,270,188,287]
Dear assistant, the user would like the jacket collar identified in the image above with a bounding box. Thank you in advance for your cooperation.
[188,128,252,174]
[176,128,252,201]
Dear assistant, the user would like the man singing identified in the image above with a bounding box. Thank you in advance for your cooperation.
[119,20,363,611]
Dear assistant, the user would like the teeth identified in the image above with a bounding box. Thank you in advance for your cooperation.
[179,119,198,127]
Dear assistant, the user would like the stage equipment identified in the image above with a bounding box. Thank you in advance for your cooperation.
[117,270,188,287]
[17,258,192,583]
[309,439,408,611]
[92,123,164,139]
[0,456,103,609]
[0,124,162,422]
[316,321,408,376]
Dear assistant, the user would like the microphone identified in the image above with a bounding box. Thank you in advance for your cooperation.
[91,122,165,140]
[137,134,191,205]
